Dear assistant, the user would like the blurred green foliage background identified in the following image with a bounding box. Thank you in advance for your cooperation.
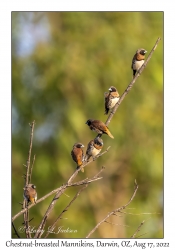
[12,12,163,238]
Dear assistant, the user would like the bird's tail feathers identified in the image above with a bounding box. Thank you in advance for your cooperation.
[77,165,84,172]
[106,128,114,139]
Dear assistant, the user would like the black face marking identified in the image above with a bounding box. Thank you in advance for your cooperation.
[86,120,92,125]
[94,137,103,146]
[110,87,116,92]
[76,143,83,148]
[97,141,103,146]
[140,50,146,55]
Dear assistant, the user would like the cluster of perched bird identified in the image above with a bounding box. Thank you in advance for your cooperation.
[71,86,119,173]
[23,48,147,204]
[71,48,147,173]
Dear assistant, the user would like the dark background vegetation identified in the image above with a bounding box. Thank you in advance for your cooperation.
[12,12,163,238]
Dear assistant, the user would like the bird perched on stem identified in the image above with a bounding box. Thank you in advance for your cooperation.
[104,86,120,115]
[23,184,37,204]
[85,119,114,139]
[85,137,103,162]
[71,142,85,172]
[131,48,147,77]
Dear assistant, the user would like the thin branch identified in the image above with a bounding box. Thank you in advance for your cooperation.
[34,168,105,238]
[67,176,103,187]
[131,220,145,238]
[104,220,130,227]
[12,222,21,238]
[86,180,138,238]
[136,232,148,238]
[45,184,88,238]
[25,121,35,185]
[93,166,105,178]
[23,201,32,238]
[12,169,104,222]
[23,121,35,238]
[119,211,159,216]
[105,37,161,126]
[29,154,36,184]
[131,216,156,238]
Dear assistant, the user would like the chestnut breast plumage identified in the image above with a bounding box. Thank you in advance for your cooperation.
[71,142,85,172]
[23,184,37,204]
